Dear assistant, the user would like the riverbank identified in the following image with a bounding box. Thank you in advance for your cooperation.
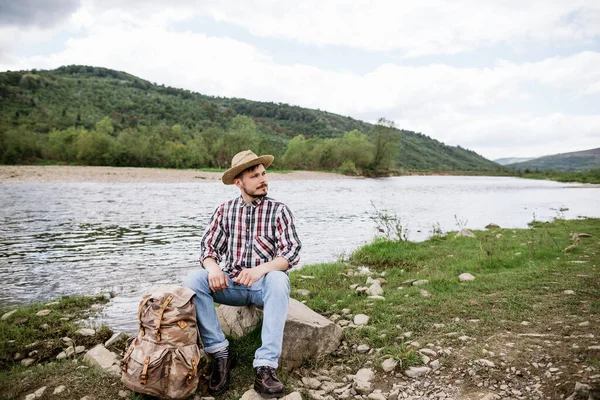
[0,165,353,184]
[1,218,599,399]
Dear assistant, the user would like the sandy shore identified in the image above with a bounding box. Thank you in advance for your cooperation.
[0,165,353,184]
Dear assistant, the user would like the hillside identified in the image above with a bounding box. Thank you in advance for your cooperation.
[509,147,600,171]
[493,157,535,165]
[0,65,499,173]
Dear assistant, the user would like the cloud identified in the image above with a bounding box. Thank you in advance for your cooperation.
[0,0,81,28]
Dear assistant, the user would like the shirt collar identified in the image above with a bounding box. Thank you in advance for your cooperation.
[240,196,264,208]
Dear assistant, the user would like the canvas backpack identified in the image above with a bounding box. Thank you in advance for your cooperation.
[120,285,210,399]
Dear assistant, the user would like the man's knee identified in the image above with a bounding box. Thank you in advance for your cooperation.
[183,269,210,292]
[264,270,290,294]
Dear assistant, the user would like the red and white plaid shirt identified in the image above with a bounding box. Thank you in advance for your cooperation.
[200,196,302,278]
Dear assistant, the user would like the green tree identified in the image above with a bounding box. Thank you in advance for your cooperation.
[369,118,398,173]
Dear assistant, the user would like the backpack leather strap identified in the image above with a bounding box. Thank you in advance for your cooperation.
[155,293,174,342]
[140,356,150,385]
[137,295,151,336]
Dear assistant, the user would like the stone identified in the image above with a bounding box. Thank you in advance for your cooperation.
[420,289,431,297]
[216,304,262,338]
[39,324,50,330]
[54,386,66,394]
[280,299,343,370]
[485,223,500,229]
[366,284,383,296]
[357,344,371,353]
[433,323,445,329]
[65,346,76,357]
[303,377,322,390]
[25,394,36,400]
[481,394,500,400]
[354,314,369,326]
[458,273,475,282]
[105,332,129,348]
[296,289,311,296]
[75,346,86,354]
[14,317,29,325]
[77,328,96,336]
[563,290,575,295]
[404,366,431,378]
[1,309,17,320]
[367,295,386,300]
[355,368,375,382]
[430,359,441,370]
[368,393,387,400]
[118,390,131,398]
[35,309,51,317]
[476,359,495,368]
[455,229,475,238]
[83,344,120,376]
[21,358,35,367]
[381,358,398,372]
[412,280,429,286]
[282,392,303,400]
[419,348,437,358]
[353,380,373,395]
[341,308,351,315]
[56,352,67,360]
[33,387,46,397]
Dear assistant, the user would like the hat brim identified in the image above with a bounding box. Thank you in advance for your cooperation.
[221,155,274,185]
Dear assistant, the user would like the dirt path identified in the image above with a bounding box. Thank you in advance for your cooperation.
[0,165,354,184]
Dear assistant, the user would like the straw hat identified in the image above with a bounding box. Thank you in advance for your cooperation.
[221,150,274,185]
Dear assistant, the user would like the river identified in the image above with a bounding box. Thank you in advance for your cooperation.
[0,176,598,332]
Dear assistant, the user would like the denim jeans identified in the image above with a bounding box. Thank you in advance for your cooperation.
[183,269,290,369]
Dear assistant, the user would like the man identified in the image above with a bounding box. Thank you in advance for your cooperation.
[183,150,301,398]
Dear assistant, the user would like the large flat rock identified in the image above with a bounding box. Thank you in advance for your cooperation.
[216,298,342,370]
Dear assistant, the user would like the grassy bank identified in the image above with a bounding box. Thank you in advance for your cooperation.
[1,218,599,399]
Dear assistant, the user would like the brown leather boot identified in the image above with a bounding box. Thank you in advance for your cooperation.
[208,355,234,395]
[254,366,284,398]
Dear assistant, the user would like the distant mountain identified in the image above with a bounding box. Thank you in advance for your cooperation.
[493,157,535,166]
[509,148,600,171]
[0,65,499,171]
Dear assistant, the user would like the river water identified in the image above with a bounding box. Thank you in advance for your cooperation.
[1,176,598,332]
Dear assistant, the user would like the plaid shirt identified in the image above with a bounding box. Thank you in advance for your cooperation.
[200,196,301,278]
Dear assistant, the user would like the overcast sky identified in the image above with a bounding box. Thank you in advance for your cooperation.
[1,0,599,160]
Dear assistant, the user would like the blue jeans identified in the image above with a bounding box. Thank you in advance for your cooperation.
[183,269,290,369]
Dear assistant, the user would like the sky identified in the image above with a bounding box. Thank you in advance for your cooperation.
[1,0,599,161]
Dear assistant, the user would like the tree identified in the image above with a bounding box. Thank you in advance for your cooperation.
[369,118,398,173]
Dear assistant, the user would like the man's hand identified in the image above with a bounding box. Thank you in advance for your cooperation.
[203,257,228,292]
[208,269,229,292]
[233,266,266,288]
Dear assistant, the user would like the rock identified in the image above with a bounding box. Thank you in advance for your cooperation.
[401,279,416,285]
[21,358,35,367]
[282,392,303,400]
[381,358,398,372]
[54,386,66,394]
[367,295,386,300]
[485,223,500,229]
[404,366,431,378]
[1,309,17,320]
[39,324,50,330]
[296,289,311,296]
[280,299,343,370]
[458,335,469,341]
[455,229,475,238]
[412,280,429,286]
[216,304,262,338]
[355,368,375,382]
[430,359,441,370]
[421,354,431,364]
[14,317,29,325]
[433,323,445,329]
[356,286,369,294]
[357,344,371,353]
[354,314,369,326]
[65,346,76,357]
[56,352,67,360]
[368,393,387,400]
[563,290,576,295]
[458,273,475,282]
[75,346,86,354]
[35,309,51,317]
[83,344,120,376]
[118,390,131,398]
[105,332,129,348]
[353,380,373,395]
[420,289,431,297]
[476,359,495,368]
[341,308,351,315]
[481,394,500,400]
[33,387,46,397]
[419,348,437,358]
[77,328,96,336]
[366,284,383,296]
[302,376,322,389]
[25,394,36,400]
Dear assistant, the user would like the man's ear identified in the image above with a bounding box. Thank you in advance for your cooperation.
[234,177,243,189]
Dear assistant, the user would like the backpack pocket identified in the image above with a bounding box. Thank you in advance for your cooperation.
[122,342,170,397]
[166,343,204,399]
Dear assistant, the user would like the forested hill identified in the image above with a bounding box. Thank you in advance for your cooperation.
[0,65,499,173]
[509,147,600,172]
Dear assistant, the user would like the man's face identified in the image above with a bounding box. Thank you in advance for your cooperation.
[235,164,268,199]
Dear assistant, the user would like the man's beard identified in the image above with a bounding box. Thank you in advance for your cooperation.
[242,183,268,198]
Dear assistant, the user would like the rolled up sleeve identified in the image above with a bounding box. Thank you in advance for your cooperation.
[275,205,302,269]
[200,205,228,265]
